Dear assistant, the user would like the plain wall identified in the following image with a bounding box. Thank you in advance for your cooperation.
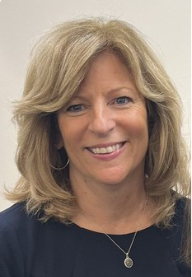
[0,0,190,210]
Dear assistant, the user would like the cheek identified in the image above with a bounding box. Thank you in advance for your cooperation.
[57,118,86,148]
[135,117,148,136]
[130,122,148,148]
[122,108,148,137]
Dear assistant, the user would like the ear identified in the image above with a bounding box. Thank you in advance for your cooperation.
[56,141,64,150]
[51,114,64,150]
[55,133,64,150]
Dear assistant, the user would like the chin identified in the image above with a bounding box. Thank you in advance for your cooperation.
[96,164,145,186]
[96,169,130,186]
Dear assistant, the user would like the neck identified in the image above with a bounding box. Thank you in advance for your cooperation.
[70,172,150,234]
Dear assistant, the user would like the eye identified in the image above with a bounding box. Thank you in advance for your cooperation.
[66,104,85,113]
[114,96,132,105]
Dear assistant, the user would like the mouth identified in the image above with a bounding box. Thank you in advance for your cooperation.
[87,142,125,155]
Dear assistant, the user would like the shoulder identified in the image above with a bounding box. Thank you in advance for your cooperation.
[0,202,39,253]
[159,197,190,275]
[172,196,190,228]
[0,201,72,239]
[175,196,189,214]
[162,196,190,239]
[0,202,28,224]
[0,202,28,236]
[0,203,30,277]
[0,202,75,277]
[0,202,39,235]
[0,202,78,251]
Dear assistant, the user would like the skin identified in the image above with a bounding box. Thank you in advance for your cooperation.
[57,51,152,234]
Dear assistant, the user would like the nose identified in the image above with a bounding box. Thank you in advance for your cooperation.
[88,105,116,136]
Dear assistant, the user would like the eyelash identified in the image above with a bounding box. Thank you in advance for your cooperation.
[66,104,85,113]
[113,96,132,105]
[66,96,133,113]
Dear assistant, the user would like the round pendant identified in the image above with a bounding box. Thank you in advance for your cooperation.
[124,256,133,268]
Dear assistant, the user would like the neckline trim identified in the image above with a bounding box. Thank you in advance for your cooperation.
[70,221,156,237]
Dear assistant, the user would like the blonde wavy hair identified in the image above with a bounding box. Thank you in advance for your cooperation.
[8,18,190,257]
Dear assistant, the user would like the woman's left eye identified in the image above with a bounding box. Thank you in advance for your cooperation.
[114,96,132,105]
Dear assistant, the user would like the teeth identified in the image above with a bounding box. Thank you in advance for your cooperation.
[90,143,122,154]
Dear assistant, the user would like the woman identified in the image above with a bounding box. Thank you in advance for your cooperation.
[0,18,190,277]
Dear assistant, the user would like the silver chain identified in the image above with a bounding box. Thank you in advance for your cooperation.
[99,198,148,256]
[81,197,148,268]
[104,229,138,256]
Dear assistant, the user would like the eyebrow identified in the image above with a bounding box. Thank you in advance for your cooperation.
[106,87,136,94]
[75,87,136,100]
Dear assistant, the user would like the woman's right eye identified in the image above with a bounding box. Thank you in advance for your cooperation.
[66,104,85,113]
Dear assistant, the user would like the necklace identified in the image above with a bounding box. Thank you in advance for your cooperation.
[104,228,137,268]
[104,223,137,268]
[102,198,148,268]
[81,197,148,269]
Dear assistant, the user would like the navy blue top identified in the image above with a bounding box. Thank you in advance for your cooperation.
[0,198,190,277]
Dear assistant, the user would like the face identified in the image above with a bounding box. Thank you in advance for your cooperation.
[57,51,148,187]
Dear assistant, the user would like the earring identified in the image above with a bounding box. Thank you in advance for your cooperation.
[50,159,69,170]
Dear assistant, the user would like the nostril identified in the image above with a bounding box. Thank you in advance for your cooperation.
[88,112,116,135]
[88,119,116,135]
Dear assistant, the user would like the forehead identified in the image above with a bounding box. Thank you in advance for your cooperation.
[77,51,138,96]
[84,51,129,77]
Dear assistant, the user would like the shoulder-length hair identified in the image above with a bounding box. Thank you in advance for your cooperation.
[8,18,190,228]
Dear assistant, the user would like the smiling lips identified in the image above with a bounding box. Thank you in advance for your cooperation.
[88,142,124,155]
